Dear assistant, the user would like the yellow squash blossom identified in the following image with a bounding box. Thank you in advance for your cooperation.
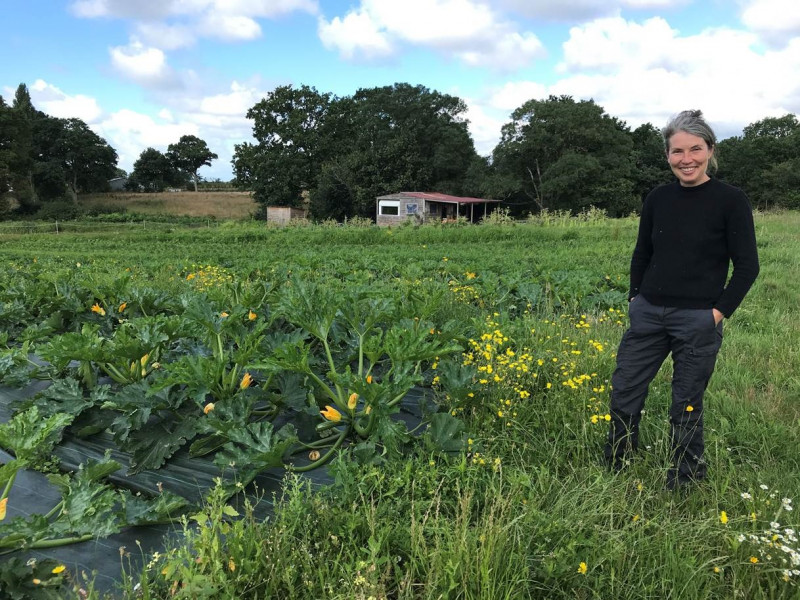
[240,372,253,390]
[248,310,257,321]
[0,497,7,521]
[91,303,106,316]
[204,403,215,415]
[220,311,229,318]
[348,393,358,410]
[118,302,127,312]
[366,375,373,384]
[321,406,342,422]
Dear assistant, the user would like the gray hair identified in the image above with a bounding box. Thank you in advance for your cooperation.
[662,109,718,173]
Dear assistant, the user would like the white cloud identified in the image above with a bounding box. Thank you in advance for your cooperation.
[318,0,546,69]
[110,38,176,87]
[461,96,507,156]
[29,79,103,123]
[740,0,800,45]
[497,0,689,21]
[488,81,549,112]
[197,14,262,42]
[199,81,266,116]
[318,10,394,60]
[134,22,197,50]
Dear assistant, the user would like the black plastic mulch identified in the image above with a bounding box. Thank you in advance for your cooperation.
[0,378,430,594]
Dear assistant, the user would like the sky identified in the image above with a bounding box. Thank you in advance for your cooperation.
[3,0,800,181]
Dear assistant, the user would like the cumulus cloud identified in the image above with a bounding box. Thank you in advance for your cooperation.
[740,0,800,45]
[110,38,177,87]
[29,79,103,123]
[497,0,689,21]
[71,0,317,46]
[318,0,546,70]
[497,16,800,139]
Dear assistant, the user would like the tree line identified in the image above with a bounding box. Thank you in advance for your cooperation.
[234,83,800,219]
[4,80,800,219]
[0,84,218,217]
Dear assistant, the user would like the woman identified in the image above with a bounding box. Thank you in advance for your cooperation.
[604,109,760,490]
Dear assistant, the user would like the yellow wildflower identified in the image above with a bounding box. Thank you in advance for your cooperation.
[686,405,694,412]
[720,511,728,525]
[321,406,342,422]
[186,273,196,281]
[348,393,358,410]
[228,558,236,572]
[578,562,587,575]
[749,556,759,564]
[713,566,721,573]
[204,403,215,415]
[248,310,257,321]
[33,579,41,585]
[220,312,229,318]
[240,372,253,390]
[91,303,106,316]
[51,565,66,574]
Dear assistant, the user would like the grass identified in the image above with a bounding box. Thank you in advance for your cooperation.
[1,211,798,599]
[78,191,258,219]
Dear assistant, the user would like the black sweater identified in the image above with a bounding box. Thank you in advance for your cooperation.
[630,178,759,317]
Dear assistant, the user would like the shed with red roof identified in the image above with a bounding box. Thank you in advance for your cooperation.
[375,192,500,226]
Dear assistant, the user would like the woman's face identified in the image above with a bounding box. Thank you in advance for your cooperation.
[666,131,713,187]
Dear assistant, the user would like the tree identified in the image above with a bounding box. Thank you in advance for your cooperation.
[233,85,332,206]
[717,114,800,210]
[166,135,217,192]
[127,148,178,192]
[9,84,39,210]
[630,123,672,206]
[492,95,636,216]
[57,118,118,201]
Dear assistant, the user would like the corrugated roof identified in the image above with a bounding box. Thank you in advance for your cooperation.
[378,192,500,204]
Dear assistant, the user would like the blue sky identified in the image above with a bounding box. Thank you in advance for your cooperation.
[3,0,800,181]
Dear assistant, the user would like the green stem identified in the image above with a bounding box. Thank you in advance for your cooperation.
[26,534,96,550]
[358,333,364,378]
[307,370,341,406]
[290,428,348,472]
[1,471,17,500]
[321,338,344,401]
[43,500,64,521]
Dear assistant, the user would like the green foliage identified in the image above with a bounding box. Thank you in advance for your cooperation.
[126,147,181,193]
[236,83,480,220]
[493,95,637,216]
[166,135,217,192]
[718,114,800,210]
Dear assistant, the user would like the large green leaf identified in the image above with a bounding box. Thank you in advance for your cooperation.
[214,422,298,488]
[424,413,466,453]
[125,418,200,474]
[0,407,73,466]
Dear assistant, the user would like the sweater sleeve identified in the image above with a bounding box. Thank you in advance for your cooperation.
[629,196,654,299]
[714,192,760,317]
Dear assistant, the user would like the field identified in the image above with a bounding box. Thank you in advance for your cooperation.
[0,212,798,599]
[79,191,258,219]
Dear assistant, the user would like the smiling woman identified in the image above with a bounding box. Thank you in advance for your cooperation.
[605,109,761,491]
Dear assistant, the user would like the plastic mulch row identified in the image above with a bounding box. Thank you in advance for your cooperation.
[0,378,429,593]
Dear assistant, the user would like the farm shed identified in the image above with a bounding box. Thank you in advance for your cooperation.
[266,206,308,225]
[376,192,500,226]
[108,176,128,191]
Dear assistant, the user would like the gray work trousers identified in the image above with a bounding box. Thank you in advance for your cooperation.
[604,295,723,486]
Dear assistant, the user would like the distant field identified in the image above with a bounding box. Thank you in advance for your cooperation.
[79,191,257,219]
